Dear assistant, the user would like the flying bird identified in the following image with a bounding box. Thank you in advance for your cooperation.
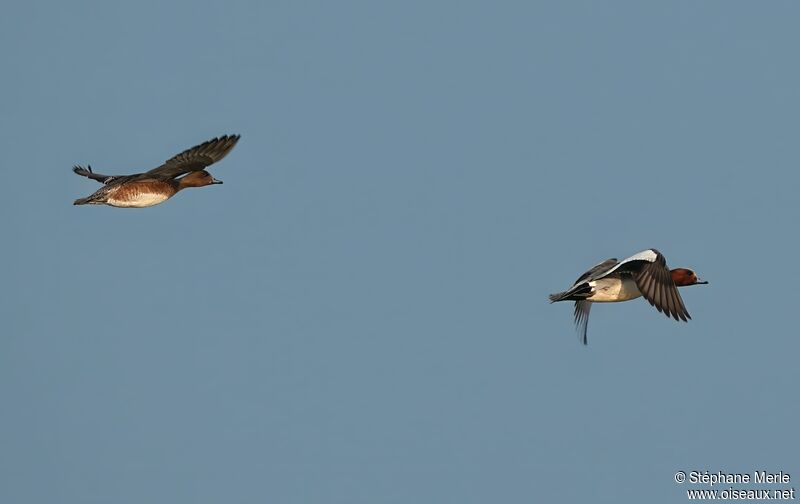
[72,135,240,207]
[549,249,707,344]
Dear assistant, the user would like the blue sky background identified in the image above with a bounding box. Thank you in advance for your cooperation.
[1,1,798,502]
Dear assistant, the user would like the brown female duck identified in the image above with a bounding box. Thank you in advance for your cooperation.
[73,134,240,208]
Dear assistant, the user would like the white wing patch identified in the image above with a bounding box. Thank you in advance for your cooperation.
[619,249,658,264]
[597,249,658,278]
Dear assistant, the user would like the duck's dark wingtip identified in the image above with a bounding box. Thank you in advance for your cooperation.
[72,165,93,175]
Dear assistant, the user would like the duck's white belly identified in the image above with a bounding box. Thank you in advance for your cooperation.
[107,192,171,208]
[588,277,642,302]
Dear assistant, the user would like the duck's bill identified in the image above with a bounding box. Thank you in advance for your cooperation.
[695,280,709,285]
[211,177,223,184]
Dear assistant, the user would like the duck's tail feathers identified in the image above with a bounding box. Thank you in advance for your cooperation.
[549,283,592,303]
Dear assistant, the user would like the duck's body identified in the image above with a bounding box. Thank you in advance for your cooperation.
[73,135,240,208]
[549,249,707,344]
[104,181,174,208]
[585,276,643,303]
[79,179,177,208]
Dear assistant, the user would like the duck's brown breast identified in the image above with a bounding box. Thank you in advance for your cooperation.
[106,180,177,208]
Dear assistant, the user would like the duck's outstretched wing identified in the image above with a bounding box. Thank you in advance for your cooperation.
[573,300,592,345]
[574,258,618,284]
[619,249,690,322]
[549,258,617,303]
[72,165,123,185]
[570,259,616,345]
[634,259,690,322]
[138,135,240,181]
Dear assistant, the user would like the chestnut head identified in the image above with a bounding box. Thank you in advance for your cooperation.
[178,170,222,188]
[670,268,708,287]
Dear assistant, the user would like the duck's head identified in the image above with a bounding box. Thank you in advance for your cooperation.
[670,268,708,287]
[178,170,223,188]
